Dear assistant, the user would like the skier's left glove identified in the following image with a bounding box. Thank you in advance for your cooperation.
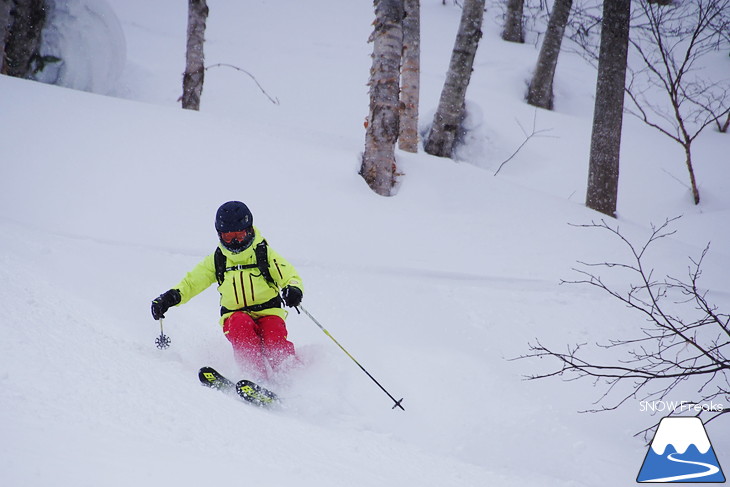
[281,286,303,307]
[151,289,181,320]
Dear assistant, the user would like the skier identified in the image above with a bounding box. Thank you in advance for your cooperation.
[151,201,303,380]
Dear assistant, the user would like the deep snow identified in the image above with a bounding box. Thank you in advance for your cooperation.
[1,1,728,486]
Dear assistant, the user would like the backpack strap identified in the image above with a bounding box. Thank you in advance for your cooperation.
[254,240,274,285]
[214,240,274,286]
[214,247,227,285]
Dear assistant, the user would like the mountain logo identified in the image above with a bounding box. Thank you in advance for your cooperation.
[637,417,726,483]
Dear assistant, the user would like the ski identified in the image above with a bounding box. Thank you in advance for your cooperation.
[198,366,279,407]
[235,379,279,407]
[199,366,236,392]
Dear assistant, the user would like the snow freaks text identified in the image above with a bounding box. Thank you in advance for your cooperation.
[639,400,725,414]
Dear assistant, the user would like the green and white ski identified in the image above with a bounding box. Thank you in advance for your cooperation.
[198,366,279,407]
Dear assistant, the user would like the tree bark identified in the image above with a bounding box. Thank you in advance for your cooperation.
[2,0,46,78]
[424,0,484,158]
[182,0,209,111]
[0,0,12,74]
[585,0,631,218]
[526,0,573,110]
[361,0,404,196]
[399,0,420,153]
[502,0,524,43]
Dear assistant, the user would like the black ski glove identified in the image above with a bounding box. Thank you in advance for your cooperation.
[281,286,303,308]
[151,289,181,320]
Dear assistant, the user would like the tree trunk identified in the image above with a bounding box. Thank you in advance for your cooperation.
[585,0,630,218]
[424,0,484,158]
[526,0,573,110]
[0,0,12,74]
[502,0,524,43]
[2,0,46,78]
[361,0,403,196]
[399,0,420,153]
[683,144,701,204]
[182,0,208,111]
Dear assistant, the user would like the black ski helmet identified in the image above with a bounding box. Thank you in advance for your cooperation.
[215,201,255,252]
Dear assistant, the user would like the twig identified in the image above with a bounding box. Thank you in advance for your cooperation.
[514,218,730,436]
[205,63,280,105]
[661,169,690,190]
[494,111,554,176]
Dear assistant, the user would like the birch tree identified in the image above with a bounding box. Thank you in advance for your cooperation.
[399,0,420,153]
[0,0,11,73]
[182,0,209,111]
[585,0,630,218]
[361,0,403,196]
[1,0,46,77]
[424,0,485,158]
[526,0,573,110]
[502,0,524,43]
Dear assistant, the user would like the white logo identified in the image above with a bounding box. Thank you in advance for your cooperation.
[637,417,725,483]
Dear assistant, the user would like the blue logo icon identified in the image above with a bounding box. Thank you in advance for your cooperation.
[637,417,725,483]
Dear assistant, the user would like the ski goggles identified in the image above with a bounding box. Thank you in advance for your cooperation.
[219,228,251,243]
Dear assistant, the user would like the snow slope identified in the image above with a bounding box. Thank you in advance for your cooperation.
[1,1,728,486]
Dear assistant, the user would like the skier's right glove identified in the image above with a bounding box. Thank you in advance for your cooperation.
[151,289,181,320]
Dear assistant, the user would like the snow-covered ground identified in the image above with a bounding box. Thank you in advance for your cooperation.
[1,1,728,485]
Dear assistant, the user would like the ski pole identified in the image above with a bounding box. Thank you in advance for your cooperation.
[297,305,404,411]
[155,318,171,350]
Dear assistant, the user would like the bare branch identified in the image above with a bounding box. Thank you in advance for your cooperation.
[493,110,554,176]
[205,63,280,105]
[623,0,730,204]
[516,219,730,434]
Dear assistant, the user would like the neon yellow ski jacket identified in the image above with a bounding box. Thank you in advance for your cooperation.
[173,227,302,324]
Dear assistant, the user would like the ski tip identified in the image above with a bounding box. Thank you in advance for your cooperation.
[392,398,405,411]
[198,366,216,382]
[235,379,279,408]
[198,366,235,391]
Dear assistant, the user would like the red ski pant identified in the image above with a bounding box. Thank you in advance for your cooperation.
[222,312,295,378]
